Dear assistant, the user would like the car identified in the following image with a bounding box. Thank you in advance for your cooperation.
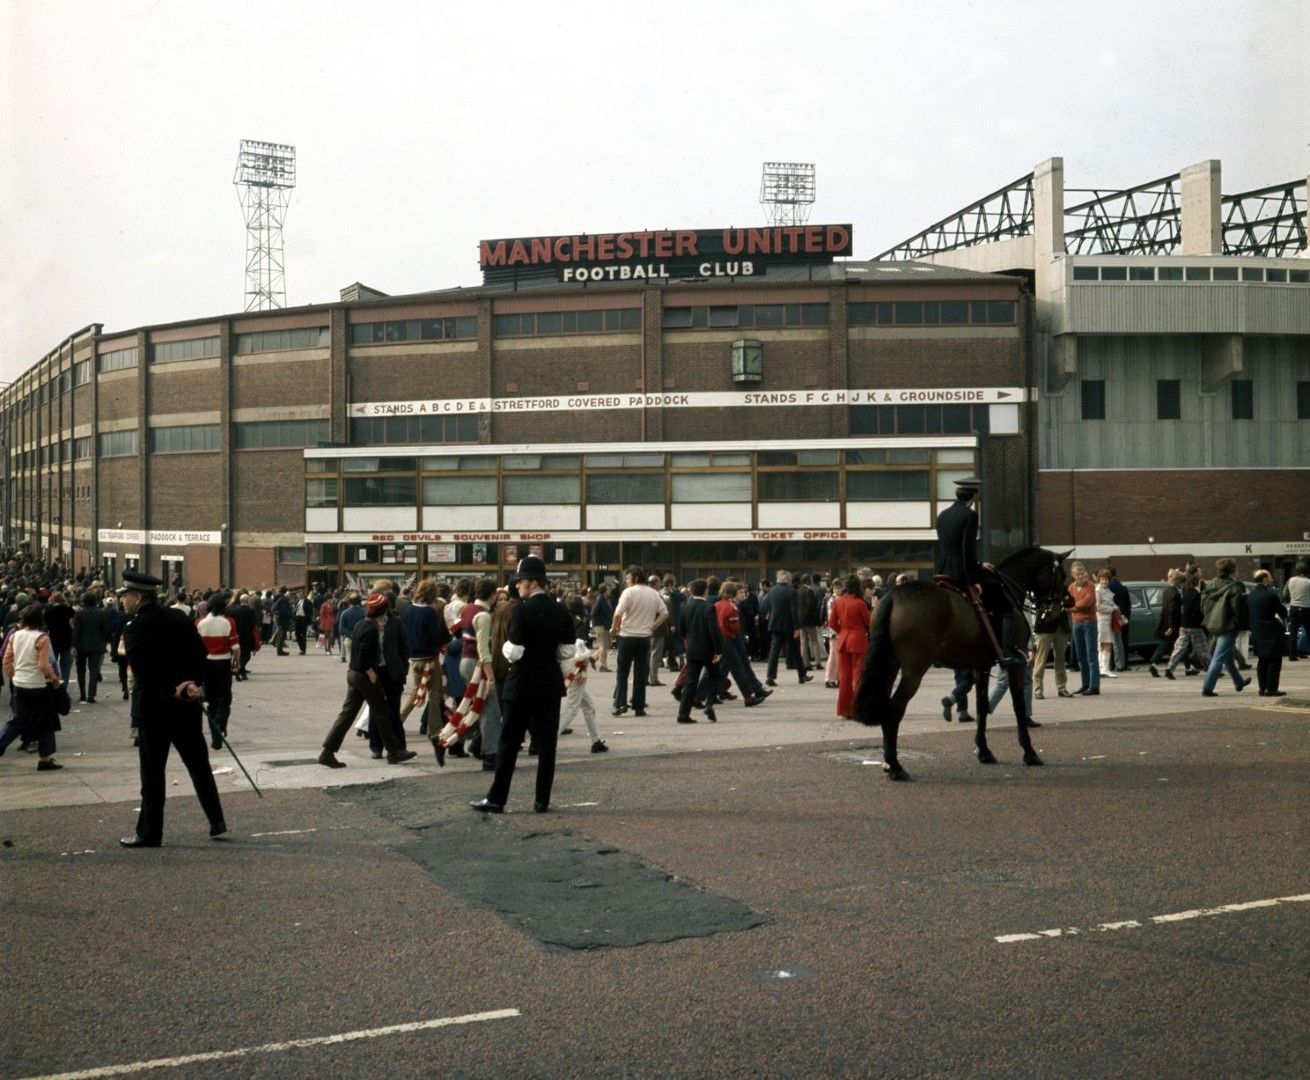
[1121,581,1167,659]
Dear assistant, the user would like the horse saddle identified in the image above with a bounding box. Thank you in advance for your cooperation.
[932,577,1004,660]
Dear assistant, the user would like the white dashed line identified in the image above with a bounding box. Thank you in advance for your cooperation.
[18,1008,522,1079]
[996,893,1310,944]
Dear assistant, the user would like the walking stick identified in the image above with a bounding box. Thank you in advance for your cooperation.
[219,732,263,798]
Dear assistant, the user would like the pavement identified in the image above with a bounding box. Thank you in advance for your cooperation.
[2,648,1308,1078]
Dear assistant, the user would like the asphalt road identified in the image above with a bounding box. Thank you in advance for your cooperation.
[2,651,1307,1078]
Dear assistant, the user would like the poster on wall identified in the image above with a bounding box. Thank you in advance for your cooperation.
[529,544,544,560]
[427,543,457,563]
[472,543,487,565]
[505,544,519,565]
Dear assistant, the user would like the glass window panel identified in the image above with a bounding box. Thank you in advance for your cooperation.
[970,301,989,323]
[603,310,622,331]
[1129,267,1155,281]
[586,473,664,504]
[454,316,478,338]
[940,301,968,324]
[758,472,838,501]
[1230,380,1253,420]
[536,312,562,334]
[1289,269,1309,284]
[662,307,693,328]
[848,471,929,501]
[802,303,829,325]
[1266,268,1287,282]
[1100,266,1127,281]
[493,314,521,336]
[621,453,663,467]
[785,304,801,325]
[849,406,878,435]
[422,476,497,505]
[1156,379,1181,420]
[375,456,415,472]
[670,452,709,467]
[935,449,975,464]
[921,301,940,324]
[619,309,642,330]
[671,473,750,502]
[559,311,577,332]
[306,478,338,507]
[894,302,922,324]
[343,476,415,506]
[941,403,972,433]
[709,452,750,466]
[1072,266,1099,281]
[987,301,1016,323]
[753,305,785,327]
[1241,267,1264,282]
[578,310,603,332]
[935,469,974,501]
[1081,380,1106,420]
[897,405,926,433]
[1212,267,1239,281]
[539,454,579,469]
[502,455,541,469]
[845,449,886,465]
[1185,267,1211,281]
[796,450,838,465]
[1157,266,1183,281]
[342,457,380,472]
[848,302,874,326]
[306,458,335,472]
[708,306,739,327]
[1298,382,1310,420]
[585,454,624,467]
[690,306,708,327]
[757,451,797,466]
[875,302,894,324]
[503,475,579,504]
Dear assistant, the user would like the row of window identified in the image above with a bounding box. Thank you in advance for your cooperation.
[1081,380,1310,421]
[662,304,829,330]
[349,415,479,445]
[1072,265,1310,284]
[312,469,946,509]
[850,403,991,436]
[98,347,139,373]
[849,300,1017,327]
[234,327,330,354]
[150,337,221,363]
[493,308,642,337]
[350,318,478,345]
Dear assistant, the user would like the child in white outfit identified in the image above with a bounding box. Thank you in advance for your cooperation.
[559,640,608,754]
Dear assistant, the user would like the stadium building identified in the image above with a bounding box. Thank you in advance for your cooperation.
[0,222,1035,589]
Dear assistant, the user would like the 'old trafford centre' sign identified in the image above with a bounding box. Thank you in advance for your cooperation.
[479,224,853,285]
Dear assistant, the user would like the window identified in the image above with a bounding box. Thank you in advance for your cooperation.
[1212,267,1239,281]
[584,452,664,467]
[342,476,415,506]
[1185,267,1211,282]
[670,451,751,467]
[149,425,220,453]
[98,430,139,457]
[1291,269,1309,284]
[349,317,477,345]
[151,337,220,363]
[894,302,923,324]
[1072,266,1099,281]
[348,414,476,444]
[846,471,930,500]
[1156,379,1181,420]
[940,301,969,324]
[306,478,338,508]
[1266,268,1288,283]
[1129,267,1155,281]
[98,346,139,372]
[758,472,838,501]
[664,304,827,330]
[421,454,496,471]
[758,450,838,466]
[503,475,579,504]
[1298,382,1310,420]
[74,437,92,459]
[586,474,664,504]
[846,448,931,465]
[233,327,330,354]
[670,473,750,502]
[1099,266,1127,281]
[849,404,990,435]
[1231,380,1253,420]
[422,476,497,505]
[1241,267,1264,282]
[1081,380,1106,421]
[235,419,330,449]
[1157,266,1184,281]
[503,454,578,470]
[494,308,639,337]
[73,360,92,387]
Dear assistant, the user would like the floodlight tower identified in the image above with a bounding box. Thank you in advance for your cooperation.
[234,139,296,311]
[760,162,816,226]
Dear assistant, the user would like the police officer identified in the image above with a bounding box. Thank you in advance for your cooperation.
[935,478,1024,668]
[118,571,227,848]
[471,556,574,814]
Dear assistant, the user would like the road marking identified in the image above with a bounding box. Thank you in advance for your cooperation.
[18,1008,521,1079]
[996,893,1310,944]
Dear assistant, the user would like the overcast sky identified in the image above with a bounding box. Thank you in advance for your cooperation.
[1,0,1306,380]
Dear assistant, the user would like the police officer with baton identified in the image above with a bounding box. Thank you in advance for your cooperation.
[118,571,228,848]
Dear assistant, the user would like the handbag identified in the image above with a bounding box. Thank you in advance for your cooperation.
[1110,608,1123,634]
[50,682,72,717]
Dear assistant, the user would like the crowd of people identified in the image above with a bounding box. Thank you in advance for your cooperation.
[0,542,1305,819]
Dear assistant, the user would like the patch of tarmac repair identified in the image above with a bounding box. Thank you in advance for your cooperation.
[336,780,772,951]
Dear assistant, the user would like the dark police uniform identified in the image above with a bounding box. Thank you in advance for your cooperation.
[119,572,225,847]
[935,481,1021,664]
[473,557,574,813]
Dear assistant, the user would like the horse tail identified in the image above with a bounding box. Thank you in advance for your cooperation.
[853,590,897,727]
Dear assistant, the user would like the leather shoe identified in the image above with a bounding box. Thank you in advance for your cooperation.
[744,695,761,707]
[1058,689,1072,697]
[1266,690,1287,697]
[209,820,228,838]
[120,835,161,848]
[704,707,717,723]
[1201,690,1218,697]
[676,716,697,724]
[318,750,346,769]
[533,802,550,813]
[447,744,468,758]
[633,708,647,717]
[765,678,777,687]
[433,741,445,767]
[591,740,608,753]
[611,705,629,716]
[387,750,418,764]
[470,797,503,813]
[36,759,64,771]
[941,696,954,722]
[1235,678,1251,692]
[1022,718,1042,728]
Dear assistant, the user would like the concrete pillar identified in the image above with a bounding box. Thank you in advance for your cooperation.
[1032,157,1065,258]
[1180,160,1222,255]
[1046,333,1078,393]
[1201,334,1243,391]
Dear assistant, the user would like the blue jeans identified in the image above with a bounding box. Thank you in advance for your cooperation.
[1072,621,1099,691]
[987,663,1033,718]
[1202,631,1245,693]
[722,637,764,698]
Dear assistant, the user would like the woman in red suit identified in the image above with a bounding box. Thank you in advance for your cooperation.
[827,574,871,719]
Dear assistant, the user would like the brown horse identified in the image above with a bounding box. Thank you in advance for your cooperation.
[853,546,1071,781]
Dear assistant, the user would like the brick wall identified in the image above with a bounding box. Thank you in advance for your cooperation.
[147,454,224,529]
[232,449,305,534]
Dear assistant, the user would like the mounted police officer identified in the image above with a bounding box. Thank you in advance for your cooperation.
[118,571,227,848]
[935,477,1025,668]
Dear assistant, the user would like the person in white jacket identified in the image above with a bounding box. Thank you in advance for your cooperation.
[1095,568,1118,678]
[559,639,607,754]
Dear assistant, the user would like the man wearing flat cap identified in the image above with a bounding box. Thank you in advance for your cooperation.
[119,571,228,848]
[471,555,574,814]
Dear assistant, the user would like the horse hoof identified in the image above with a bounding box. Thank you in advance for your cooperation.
[886,765,910,782]
[976,748,998,765]
[1024,752,1044,766]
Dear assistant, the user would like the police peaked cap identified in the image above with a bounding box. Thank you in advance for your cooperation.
[120,570,164,593]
